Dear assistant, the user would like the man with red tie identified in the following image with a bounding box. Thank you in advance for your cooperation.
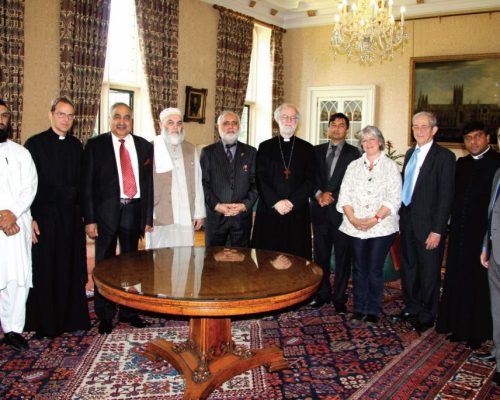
[82,102,153,334]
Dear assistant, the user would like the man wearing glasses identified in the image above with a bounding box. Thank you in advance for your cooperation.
[200,110,258,248]
[396,111,455,332]
[24,97,90,339]
[145,107,205,249]
[251,103,315,259]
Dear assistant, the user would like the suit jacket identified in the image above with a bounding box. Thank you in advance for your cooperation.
[200,140,258,225]
[484,168,500,263]
[310,141,360,227]
[81,132,153,234]
[400,142,455,241]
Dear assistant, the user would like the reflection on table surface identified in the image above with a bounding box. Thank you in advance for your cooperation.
[94,246,322,302]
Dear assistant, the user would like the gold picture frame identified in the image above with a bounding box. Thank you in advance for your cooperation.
[184,86,207,124]
[409,53,500,148]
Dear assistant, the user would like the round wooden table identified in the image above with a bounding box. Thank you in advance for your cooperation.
[93,246,322,399]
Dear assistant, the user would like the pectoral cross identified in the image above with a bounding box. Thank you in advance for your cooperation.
[284,168,291,179]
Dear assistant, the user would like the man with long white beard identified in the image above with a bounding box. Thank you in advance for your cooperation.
[145,107,205,248]
[251,103,315,259]
[0,99,37,350]
[200,111,258,247]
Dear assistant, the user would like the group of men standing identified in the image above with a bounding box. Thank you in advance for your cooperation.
[2,96,500,387]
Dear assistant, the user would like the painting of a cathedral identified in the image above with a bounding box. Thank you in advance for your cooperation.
[411,55,500,147]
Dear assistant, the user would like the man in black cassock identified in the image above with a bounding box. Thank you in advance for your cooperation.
[24,97,90,338]
[251,103,314,259]
[436,120,500,348]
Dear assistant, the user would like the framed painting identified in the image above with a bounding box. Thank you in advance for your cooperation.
[184,86,207,124]
[409,53,500,148]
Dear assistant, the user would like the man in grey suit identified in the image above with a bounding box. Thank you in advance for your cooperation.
[200,111,258,247]
[397,111,455,332]
[480,167,500,385]
[309,113,360,311]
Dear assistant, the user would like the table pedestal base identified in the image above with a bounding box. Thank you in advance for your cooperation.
[143,317,287,400]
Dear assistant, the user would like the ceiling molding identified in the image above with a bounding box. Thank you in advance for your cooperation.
[201,0,500,29]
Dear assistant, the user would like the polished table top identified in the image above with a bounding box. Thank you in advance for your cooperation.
[93,246,322,317]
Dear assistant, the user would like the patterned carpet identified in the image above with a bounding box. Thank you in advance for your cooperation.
[1,288,499,399]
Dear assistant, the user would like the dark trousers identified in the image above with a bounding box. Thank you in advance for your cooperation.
[400,211,445,325]
[205,215,251,248]
[350,233,396,316]
[94,200,142,321]
[313,222,352,305]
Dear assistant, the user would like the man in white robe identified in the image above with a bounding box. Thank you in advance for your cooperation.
[0,99,37,351]
[145,107,205,248]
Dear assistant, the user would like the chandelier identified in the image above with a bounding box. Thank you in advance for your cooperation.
[331,0,407,64]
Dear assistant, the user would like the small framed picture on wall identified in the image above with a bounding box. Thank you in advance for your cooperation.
[184,86,207,124]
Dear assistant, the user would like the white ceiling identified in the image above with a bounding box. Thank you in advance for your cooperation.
[201,0,500,29]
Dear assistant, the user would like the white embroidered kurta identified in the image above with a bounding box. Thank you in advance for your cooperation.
[146,138,205,248]
[0,140,38,289]
[337,152,401,239]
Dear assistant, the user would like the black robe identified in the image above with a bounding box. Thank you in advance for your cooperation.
[251,135,314,259]
[436,148,500,345]
[24,129,90,338]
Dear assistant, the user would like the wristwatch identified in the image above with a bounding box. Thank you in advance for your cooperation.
[375,214,382,223]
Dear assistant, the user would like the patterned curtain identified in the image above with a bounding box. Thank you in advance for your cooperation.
[60,0,111,142]
[135,0,178,121]
[271,27,285,137]
[0,0,24,143]
[214,8,253,141]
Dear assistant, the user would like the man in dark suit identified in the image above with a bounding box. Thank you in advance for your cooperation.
[82,102,153,334]
[480,167,500,384]
[200,111,258,247]
[397,111,455,332]
[309,113,360,311]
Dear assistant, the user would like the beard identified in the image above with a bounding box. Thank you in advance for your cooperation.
[219,129,240,145]
[279,124,296,139]
[162,128,185,145]
[0,127,9,143]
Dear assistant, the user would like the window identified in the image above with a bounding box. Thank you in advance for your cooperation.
[307,85,376,146]
[244,24,272,148]
[95,0,155,140]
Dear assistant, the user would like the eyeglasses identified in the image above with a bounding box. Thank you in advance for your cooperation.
[112,114,132,122]
[280,115,298,122]
[222,121,239,127]
[54,112,76,120]
[412,125,433,131]
[0,113,11,119]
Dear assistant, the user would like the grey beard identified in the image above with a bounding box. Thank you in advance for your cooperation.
[162,128,184,145]
[279,126,295,139]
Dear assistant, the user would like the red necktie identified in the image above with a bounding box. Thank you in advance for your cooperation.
[119,139,137,198]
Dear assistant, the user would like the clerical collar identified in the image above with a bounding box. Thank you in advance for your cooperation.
[472,146,491,160]
[280,134,294,142]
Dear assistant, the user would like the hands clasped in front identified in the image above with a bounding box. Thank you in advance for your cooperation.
[0,209,20,236]
[215,203,246,217]
[273,199,293,215]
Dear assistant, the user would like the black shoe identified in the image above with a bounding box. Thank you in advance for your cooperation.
[412,320,433,333]
[119,315,149,328]
[365,315,379,325]
[474,352,495,362]
[3,332,28,351]
[446,333,460,342]
[466,339,482,350]
[309,296,329,308]
[98,319,113,334]
[391,312,415,322]
[334,303,347,315]
[493,371,500,385]
[351,312,365,321]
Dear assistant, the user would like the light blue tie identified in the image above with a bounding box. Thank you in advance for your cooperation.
[402,148,420,206]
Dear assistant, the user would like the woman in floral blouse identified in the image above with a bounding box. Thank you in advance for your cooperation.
[337,126,401,324]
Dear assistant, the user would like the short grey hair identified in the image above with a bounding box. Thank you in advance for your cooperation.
[273,103,301,124]
[217,110,240,126]
[159,107,182,122]
[358,125,386,152]
[110,102,132,115]
[413,111,437,127]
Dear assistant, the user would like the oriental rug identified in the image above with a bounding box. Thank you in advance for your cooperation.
[1,292,499,399]
[62,322,266,399]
